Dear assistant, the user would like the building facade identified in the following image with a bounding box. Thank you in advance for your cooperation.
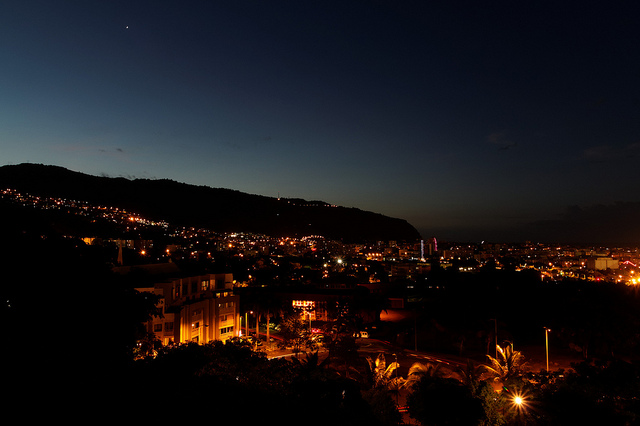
[138,273,240,345]
[587,257,619,271]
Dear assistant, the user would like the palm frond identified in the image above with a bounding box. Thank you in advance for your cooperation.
[404,361,441,388]
[482,344,527,382]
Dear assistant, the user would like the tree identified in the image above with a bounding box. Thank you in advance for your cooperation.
[277,310,313,356]
[406,374,485,426]
[474,380,507,426]
[455,359,484,391]
[321,302,361,378]
[362,386,403,426]
[362,353,403,426]
[536,360,640,425]
[482,344,527,383]
[365,353,403,390]
[404,361,443,389]
[455,360,506,425]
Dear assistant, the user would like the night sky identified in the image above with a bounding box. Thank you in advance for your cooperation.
[2,1,639,244]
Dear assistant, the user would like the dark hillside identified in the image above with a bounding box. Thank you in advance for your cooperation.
[0,164,420,241]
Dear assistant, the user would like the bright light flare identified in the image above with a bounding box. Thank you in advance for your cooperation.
[510,392,529,413]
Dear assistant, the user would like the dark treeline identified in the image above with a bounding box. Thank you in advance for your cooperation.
[404,264,640,363]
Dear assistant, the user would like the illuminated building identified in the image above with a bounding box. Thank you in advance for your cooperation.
[586,257,619,271]
[292,299,325,321]
[138,273,240,345]
[281,285,379,323]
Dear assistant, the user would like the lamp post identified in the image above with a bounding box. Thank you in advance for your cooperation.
[245,311,253,341]
[544,327,551,371]
[393,353,399,426]
[414,308,418,352]
[492,318,498,359]
[255,312,260,351]
[393,354,399,405]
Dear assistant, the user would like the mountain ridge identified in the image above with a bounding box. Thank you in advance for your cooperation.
[0,163,421,242]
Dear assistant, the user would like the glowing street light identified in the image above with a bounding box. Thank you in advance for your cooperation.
[509,391,528,413]
[243,311,254,341]
[544,327,551,371]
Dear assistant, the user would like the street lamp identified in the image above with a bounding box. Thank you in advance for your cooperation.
[491,318,498,359]
[245,311,253,341]
[393,354,399,405]
[511,393,527,413]
[393,353,400,426]
[544,327,551,371]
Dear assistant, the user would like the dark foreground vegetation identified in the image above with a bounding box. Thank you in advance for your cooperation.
[401,263,640,364]
[3,202,640,424]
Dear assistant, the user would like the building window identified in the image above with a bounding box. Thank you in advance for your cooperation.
[164,322,174,332]
[154,323,162,332]
[220,326,234,334]
[201,280,209,291]
[293,300,315,309]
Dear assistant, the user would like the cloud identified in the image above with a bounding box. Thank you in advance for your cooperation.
[487,131,516,150]
[581,142,640,162]
[95,147,128,160]
[520,202,640,245]
[582,145,611,161]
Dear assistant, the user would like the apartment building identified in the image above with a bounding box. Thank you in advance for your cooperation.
[138,273,240,345]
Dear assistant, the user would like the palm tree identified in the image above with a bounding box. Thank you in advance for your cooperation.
[482,343,527,382]
[364,353,404,423]
[292,350,333,380]
[404,361,442,389]
[455,359,485,390]
[365,353,403,390]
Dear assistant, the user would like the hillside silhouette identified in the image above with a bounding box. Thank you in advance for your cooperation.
[0,163,420,242]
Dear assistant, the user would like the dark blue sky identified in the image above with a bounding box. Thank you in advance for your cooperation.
[2,1,639,243]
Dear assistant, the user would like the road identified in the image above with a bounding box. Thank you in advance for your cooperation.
[357,338,466,375]
[263,334,467,376]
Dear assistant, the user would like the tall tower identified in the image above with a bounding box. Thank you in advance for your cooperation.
[426,237,437,256]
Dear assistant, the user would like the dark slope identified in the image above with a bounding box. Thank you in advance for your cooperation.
[0,164,420,241]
